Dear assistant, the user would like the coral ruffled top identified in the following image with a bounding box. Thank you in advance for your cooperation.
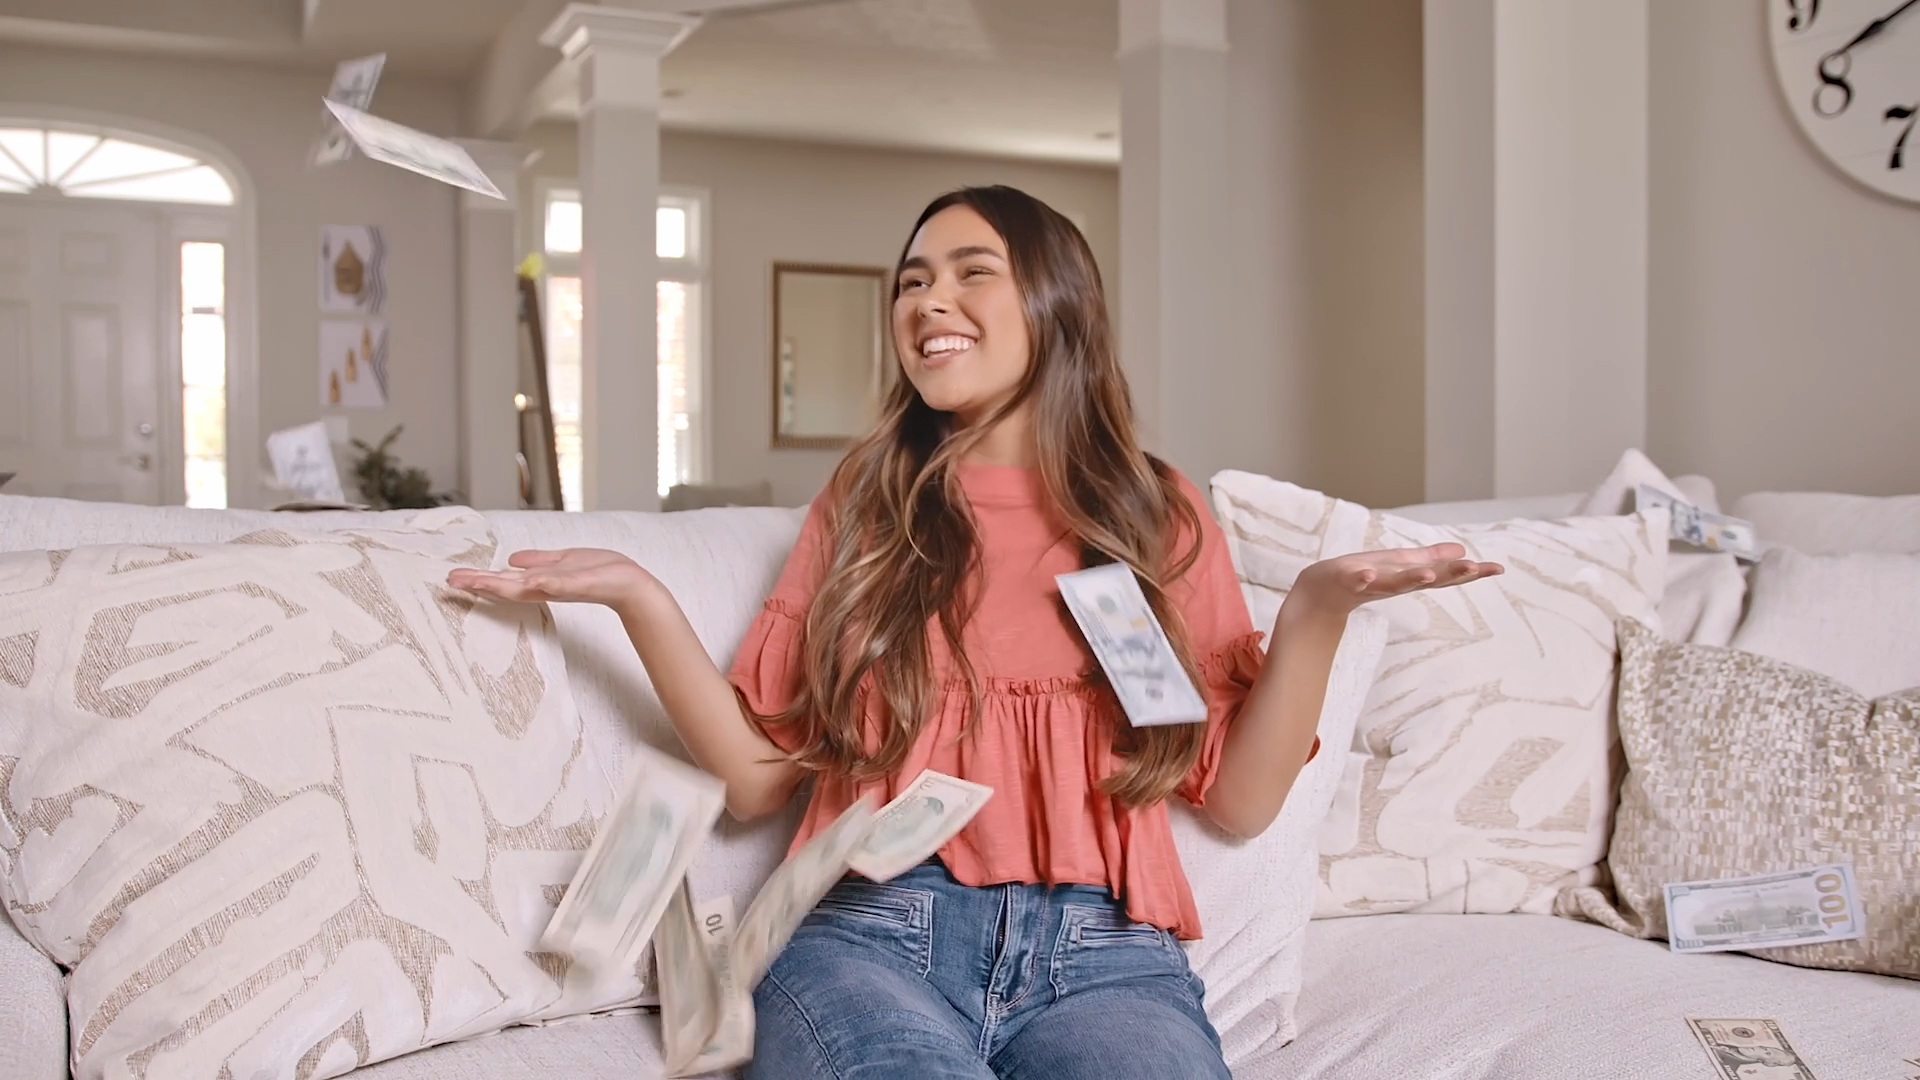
[727,465,1313,940]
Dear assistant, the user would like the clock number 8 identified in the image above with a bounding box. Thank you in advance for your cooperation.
[1815,51,1853,117]
[1889,105,1919,169]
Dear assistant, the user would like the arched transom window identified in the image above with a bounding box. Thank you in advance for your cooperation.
[0,125,234,205]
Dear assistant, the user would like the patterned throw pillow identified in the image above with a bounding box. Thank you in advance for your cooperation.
[1559,619,1920,979]
[1209,471,1666,917]
[0,509,635,1079]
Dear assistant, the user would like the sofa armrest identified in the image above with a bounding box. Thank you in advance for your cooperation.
[0,910,67,1080]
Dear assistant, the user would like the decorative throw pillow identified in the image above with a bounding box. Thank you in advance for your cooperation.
[1173,608,1386,1061]
[1576,448,1744,648]
[1209,471,1666,918]
[1559,619,1920,979]
[1727,548,1920,700]
[0,509,633,1079]
[1731,490,1920,555]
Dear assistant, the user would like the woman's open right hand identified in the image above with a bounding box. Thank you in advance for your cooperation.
[446,548,657,610]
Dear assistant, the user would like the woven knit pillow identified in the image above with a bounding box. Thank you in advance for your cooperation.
[1559,618,1920,978]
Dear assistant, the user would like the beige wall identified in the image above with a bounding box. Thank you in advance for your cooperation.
[0,45,466,508]
[520,125,1119,507]
[1647,1,1920,500]
[1226,0,1427,508]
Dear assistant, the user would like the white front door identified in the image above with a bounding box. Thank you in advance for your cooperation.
[0,201,163,504]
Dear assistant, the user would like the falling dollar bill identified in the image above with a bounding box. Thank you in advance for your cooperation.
[540,745,725,973]
[1635,485,1761,562]
[1663,864,1865,954]
[313,53,386,165]
[847,769,993,883]
[322,99,505,199]
[655,798,878,1075]
[658,884,752,1079]
[1688,1019,1819,1080]
[731,796,880,992]
[651,771,991,1072]
[1056,562,1210,726]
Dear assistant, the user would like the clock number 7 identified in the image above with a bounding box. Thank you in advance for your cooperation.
[1889,104,1919,169]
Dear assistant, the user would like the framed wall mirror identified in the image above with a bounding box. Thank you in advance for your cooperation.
[771,262,890,450]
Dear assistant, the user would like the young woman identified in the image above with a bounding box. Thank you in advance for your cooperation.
[449,186,1500,1079]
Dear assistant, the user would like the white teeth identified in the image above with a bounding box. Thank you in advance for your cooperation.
[921,335,975,358]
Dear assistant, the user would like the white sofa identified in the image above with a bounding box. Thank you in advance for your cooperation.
[1,479,1915,1080]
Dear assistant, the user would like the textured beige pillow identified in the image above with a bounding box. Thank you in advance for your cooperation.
[0,510,635,1079]
[1209,471,1667,918]
[1560,619,1920,979]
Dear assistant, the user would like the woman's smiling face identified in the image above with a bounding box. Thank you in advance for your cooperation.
[893,204,1033,428]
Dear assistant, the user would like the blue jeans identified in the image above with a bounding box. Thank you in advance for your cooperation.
[744,861,1230,1080]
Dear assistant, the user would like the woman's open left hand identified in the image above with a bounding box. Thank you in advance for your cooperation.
[446,548,655,610]
[1291,543,1503,617]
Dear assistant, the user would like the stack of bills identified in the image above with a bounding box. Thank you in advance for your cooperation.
[545,756,991,1076]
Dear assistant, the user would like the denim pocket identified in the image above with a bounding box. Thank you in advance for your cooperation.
[798,880,935,977]
[1049,902,1182,999]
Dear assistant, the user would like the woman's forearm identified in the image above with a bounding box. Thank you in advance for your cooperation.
[1202,597,1349,838]
[616,578,802,822]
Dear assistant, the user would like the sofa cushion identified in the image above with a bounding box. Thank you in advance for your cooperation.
[0,510,639,1078]
[1210,472,1667,919]
[1732,490,1920,555]
[1243,913,1917,1080]
[1576,450,1744,647]
[1560,619,1919,979]
[351,1009,667,1080]
[0,909,65,1080]
[1728,548,1920,699]
[1172,609,1386,1060]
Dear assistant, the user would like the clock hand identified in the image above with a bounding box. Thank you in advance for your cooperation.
[1833,0,1919,54]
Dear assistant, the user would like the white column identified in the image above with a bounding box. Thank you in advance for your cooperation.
[455,139,536,510]
[541,4,698,511]
[1117,0,1235,483]
[1424,0,1649,500]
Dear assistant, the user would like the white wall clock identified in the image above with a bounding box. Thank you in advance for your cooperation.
[1769,0,1920,204]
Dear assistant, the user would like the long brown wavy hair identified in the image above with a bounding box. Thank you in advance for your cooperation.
[756,185,1207,807]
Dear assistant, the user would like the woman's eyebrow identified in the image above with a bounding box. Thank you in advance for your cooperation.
[899,245,1006,275]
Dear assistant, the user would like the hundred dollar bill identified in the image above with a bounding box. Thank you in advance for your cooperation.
[847,769,993,883]
[313,53,385,165]
[322,99,505,199]
[1688,1019,1819,1080]
[1056,562,1210,727]
[540,745,725,972]
[1635,484,1761,562]
[1664,864,1865,954]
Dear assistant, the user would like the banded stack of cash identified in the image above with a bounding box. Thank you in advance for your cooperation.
[1635,485,1761,562]
[545,759,992,1076]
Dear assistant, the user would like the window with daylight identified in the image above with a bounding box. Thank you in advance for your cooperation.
[541,188,705,508]
[0,125,234,204]
[180,243,228,508]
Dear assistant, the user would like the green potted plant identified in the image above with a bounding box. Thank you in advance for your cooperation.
[349,425,459,510]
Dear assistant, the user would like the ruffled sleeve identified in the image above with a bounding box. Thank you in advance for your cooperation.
[1168,472,1320,806]
[727,496,831,754]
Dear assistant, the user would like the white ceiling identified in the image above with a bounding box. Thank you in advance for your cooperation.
[651,0,1120,164]
[0,0,1120,164]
